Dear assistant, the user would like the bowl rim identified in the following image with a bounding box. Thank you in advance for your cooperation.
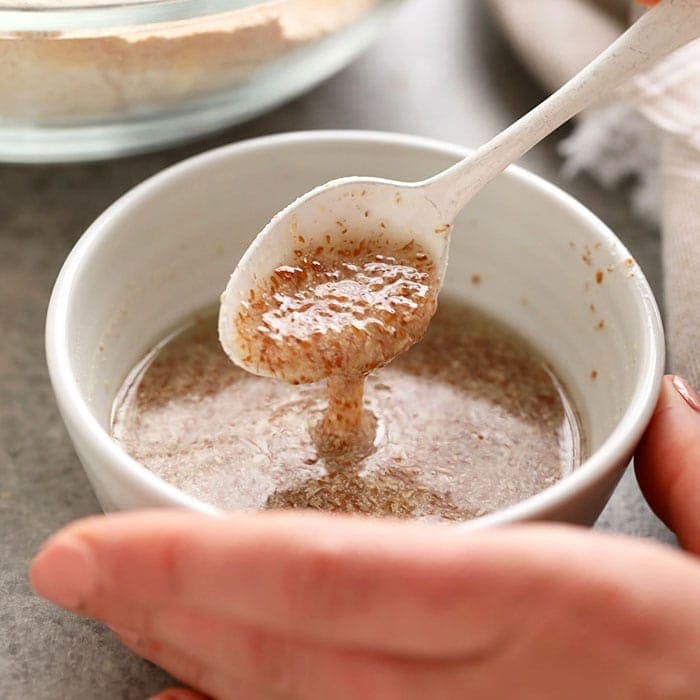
[45,129,665,527]
[2,0,303,33]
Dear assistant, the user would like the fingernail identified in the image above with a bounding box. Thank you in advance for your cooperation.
[29,535,95,610]
[672,376,700,412]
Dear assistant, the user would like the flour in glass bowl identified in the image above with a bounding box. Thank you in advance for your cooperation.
[0,0,379,121]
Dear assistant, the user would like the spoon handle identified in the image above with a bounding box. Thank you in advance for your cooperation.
[424,0,700,218]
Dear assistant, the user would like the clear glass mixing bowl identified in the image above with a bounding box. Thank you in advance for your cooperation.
[0,0,402,162]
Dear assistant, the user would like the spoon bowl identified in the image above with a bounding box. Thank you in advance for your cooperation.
[218,176,453,376]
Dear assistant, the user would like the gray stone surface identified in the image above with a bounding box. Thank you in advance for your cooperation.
[0,0,675,697]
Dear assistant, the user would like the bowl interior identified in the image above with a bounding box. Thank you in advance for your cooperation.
[52,132,663,518]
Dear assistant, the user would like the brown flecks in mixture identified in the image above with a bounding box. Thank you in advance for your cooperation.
[470,274,482,286]
[232,235,438,458]
[395,193,402,204]
[266,467,474,520]
[434,224,451,235]
[112,300,583,522]
[581,245,593,266]
[596,320,606,331]
[569,241,577,249]
[626,258,635,267]
[594,242,602,250]
[589,304,596,312]
[595,270,604,284]
[606,264,615,273]
[591,370,598,380]
[233,236,438,385]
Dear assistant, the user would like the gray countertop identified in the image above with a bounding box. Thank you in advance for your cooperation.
[0,1,675,697]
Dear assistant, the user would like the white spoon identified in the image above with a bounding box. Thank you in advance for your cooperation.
[221,0,700,375]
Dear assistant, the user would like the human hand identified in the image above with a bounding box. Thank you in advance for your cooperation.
[29,374,700,699]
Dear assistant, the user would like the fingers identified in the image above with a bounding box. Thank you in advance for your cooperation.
[96,527,700,700]
[115,617,428,700]
[112,627,275,700]
[30,510,510,657]
[110,605,498,700]
[31,511,700,660]
[104,578,700,700]
[636,375,700,554]
[32,518,700,698]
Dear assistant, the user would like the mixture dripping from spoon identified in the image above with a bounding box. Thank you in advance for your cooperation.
[228,231,439,461]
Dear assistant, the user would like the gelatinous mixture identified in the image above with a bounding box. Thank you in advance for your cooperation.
[231,236,438,457]
[112,298,582,521]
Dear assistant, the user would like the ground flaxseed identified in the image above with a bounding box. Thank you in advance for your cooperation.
[112,298,582,521]
[231,236,439,457]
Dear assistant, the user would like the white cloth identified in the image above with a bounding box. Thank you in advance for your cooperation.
[487,0,700,384]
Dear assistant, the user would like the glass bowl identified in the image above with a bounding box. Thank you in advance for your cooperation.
[0,0,402,162]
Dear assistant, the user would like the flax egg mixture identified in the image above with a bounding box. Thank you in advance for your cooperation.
[112,231,583,521]
[233,236,439,460]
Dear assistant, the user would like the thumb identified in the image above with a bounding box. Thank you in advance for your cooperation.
[635,375,700,553]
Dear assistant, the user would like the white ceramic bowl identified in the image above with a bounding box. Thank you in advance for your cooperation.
[46,131,664,528]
